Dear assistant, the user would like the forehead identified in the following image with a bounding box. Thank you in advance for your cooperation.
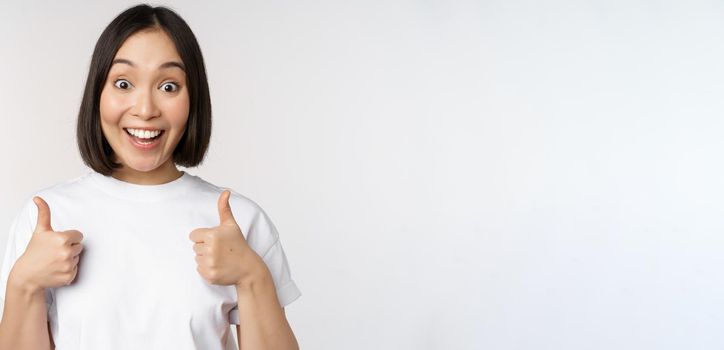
[113,29,182,67]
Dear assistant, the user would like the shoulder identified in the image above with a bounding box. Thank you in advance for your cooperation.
[185,173,265,214]
[187,174,281,243]
[31,172,95,203]
[6,173,91,243]
[15,172,94,222]
[186,173,275,229]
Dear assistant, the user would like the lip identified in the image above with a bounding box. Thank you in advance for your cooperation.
[125,128,164,150]
[125,126,164,131]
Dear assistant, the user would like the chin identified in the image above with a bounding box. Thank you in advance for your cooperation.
[121,158,164,173]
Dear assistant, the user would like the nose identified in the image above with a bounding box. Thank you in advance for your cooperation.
[130,87,160,120]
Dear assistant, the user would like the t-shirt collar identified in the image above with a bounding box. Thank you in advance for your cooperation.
[88,170,192,202]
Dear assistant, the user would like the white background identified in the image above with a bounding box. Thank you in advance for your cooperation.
[1,1,723,349]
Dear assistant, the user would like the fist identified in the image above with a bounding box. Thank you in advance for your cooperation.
[189,190,265,287]
[12,196,84,292]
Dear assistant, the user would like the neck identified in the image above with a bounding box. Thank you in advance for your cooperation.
[111,159,183,185]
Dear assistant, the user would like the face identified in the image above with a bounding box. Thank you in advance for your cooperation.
[99,28,189,175]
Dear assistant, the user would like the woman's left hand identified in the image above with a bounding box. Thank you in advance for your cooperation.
[189,190,266,288]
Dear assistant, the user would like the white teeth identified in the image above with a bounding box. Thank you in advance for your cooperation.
[126,128,162,139]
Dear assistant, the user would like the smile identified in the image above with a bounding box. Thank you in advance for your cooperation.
[124,128,165,149]
[125,128,163,139]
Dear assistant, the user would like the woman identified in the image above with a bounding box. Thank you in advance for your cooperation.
[0,4,301,350]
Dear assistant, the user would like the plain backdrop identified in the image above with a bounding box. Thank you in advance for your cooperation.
[1,1,724,349]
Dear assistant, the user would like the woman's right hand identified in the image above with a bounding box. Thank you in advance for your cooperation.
[10,196,84,293]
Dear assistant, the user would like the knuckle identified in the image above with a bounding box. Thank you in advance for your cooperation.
[54,235,68,245]
[63,262,75,273]
[59,251,72,260]
[70,230,83,241]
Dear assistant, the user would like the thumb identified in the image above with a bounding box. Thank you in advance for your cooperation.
[32,196,53,233]
[217,190,236,225]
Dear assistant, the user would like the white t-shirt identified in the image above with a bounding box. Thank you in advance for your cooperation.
[0,171,301,349]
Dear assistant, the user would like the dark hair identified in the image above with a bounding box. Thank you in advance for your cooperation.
[76,4,211,175]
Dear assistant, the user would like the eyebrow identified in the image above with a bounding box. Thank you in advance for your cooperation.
[111,58,185,71]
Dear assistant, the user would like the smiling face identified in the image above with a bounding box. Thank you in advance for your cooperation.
[99,28,189,182]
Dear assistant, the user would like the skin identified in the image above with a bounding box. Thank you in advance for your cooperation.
[0,28,298,350]
[99,28,189,185]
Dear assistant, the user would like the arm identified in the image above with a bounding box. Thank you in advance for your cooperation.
[192,191,299,349]
[50,321,55,349]
[235,269,299,350]
[0,271,52,350]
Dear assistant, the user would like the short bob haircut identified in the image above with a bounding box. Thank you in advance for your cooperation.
[77,4,211,175]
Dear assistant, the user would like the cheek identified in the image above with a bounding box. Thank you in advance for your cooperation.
[160,95,190,128]
[99,87,125,124]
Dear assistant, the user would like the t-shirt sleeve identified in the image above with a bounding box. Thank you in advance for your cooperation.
[228,208,301,325]
[0,199,54,318]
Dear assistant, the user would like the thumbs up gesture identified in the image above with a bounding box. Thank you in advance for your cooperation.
[189,190,267,288]
[11,196,84,293]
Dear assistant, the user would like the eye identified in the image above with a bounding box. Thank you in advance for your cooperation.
[113,79,132,90]
[160,82,179,93]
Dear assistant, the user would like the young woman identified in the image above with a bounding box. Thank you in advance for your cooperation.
[0,4,301,350]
